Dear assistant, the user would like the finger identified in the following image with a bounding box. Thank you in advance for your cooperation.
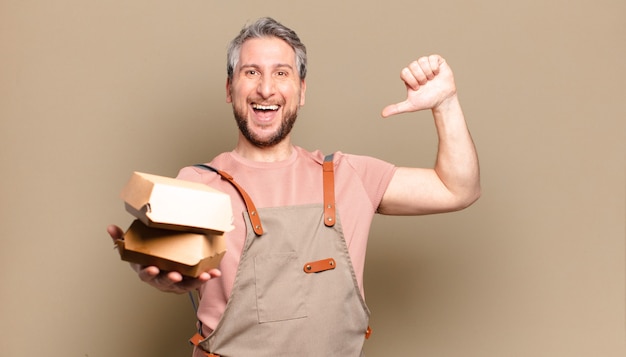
[148,270,184,292]
[381,103,398,118]
[168,272,214,293]
[206,268,222,278]
[179,272,213,288]
[381,100,411,118]
[166,270,185,283]
[406,62,428,87]
[180,270,221,289]
[428,54,443,75]
[415,57,435,81]
[182,270,220,285]
[137,265,161,281]
[107,224,124,242]
[400,67,420,91]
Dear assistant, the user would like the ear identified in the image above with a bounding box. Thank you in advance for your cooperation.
[299,79,306,106]
[226,78,232,103]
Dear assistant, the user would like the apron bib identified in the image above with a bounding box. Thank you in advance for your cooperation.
[192,155,371,356]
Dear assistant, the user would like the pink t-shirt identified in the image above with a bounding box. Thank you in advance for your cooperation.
[176,145,396,331]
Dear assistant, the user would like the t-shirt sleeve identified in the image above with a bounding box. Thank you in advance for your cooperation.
[337,153,397,211]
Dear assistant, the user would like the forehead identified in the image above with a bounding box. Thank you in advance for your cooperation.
[238,37,296,68]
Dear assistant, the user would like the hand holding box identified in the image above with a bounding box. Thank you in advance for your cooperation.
[115,172,233,277]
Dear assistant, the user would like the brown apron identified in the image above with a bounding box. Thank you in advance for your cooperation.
[191,155,371,356]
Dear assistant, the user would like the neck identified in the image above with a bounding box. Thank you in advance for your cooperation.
[234,135,294,162]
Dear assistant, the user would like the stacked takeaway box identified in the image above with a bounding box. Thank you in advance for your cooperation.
[116,172,233,277]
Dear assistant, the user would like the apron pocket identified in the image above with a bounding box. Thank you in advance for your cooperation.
[254,252,307,323]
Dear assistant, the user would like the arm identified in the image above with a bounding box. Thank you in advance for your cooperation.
[107,225,221,294]
[378,55,480,215]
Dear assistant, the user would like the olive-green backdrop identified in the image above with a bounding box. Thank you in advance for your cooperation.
[1,1,624,356]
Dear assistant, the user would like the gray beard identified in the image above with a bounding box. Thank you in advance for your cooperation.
[233,107,298,148]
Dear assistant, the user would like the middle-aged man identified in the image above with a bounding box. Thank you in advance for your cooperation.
[108,16,480,357]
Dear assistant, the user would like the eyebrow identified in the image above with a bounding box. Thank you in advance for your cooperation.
[239,63,294,71]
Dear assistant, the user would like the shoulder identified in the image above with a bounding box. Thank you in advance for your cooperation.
[175,152,232,183]
[331,152,397,210]
[324,151,397,197]
[293,145,324,165]
[333,151,396,174]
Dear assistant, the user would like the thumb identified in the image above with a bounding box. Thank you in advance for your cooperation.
[107,224,124,242]
[381,100,411,118]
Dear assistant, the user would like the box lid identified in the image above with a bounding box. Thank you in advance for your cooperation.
[120,171,234,233]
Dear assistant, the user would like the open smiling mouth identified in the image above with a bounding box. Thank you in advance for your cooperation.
[252,103,280,112]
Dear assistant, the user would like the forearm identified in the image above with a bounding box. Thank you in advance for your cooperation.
[432,94,481,208]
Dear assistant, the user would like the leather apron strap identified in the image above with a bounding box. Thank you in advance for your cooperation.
[189,333,220,357]
[193,164,263,236]
[323,154,336,227]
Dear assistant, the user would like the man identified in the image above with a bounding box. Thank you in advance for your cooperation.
[108,17,480,356]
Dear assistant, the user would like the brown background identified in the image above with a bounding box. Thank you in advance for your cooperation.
[1,0,624,356]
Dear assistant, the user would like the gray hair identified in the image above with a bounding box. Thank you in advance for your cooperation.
[226,17,307,80]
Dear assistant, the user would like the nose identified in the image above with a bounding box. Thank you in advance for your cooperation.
[257,74,275,98]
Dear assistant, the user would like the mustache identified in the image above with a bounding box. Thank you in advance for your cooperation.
[248,98,284,106]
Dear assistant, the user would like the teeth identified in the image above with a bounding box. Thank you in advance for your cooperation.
[252,104,279,110]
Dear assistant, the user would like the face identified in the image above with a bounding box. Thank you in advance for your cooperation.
[226,37,306,148]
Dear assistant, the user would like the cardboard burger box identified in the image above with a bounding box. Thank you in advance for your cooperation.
[115,172,234,277]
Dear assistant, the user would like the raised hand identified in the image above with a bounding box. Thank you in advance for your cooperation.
[381,54,457,118]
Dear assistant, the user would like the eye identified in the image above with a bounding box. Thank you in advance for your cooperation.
[274,68,291,77]
[243,69,260,78]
